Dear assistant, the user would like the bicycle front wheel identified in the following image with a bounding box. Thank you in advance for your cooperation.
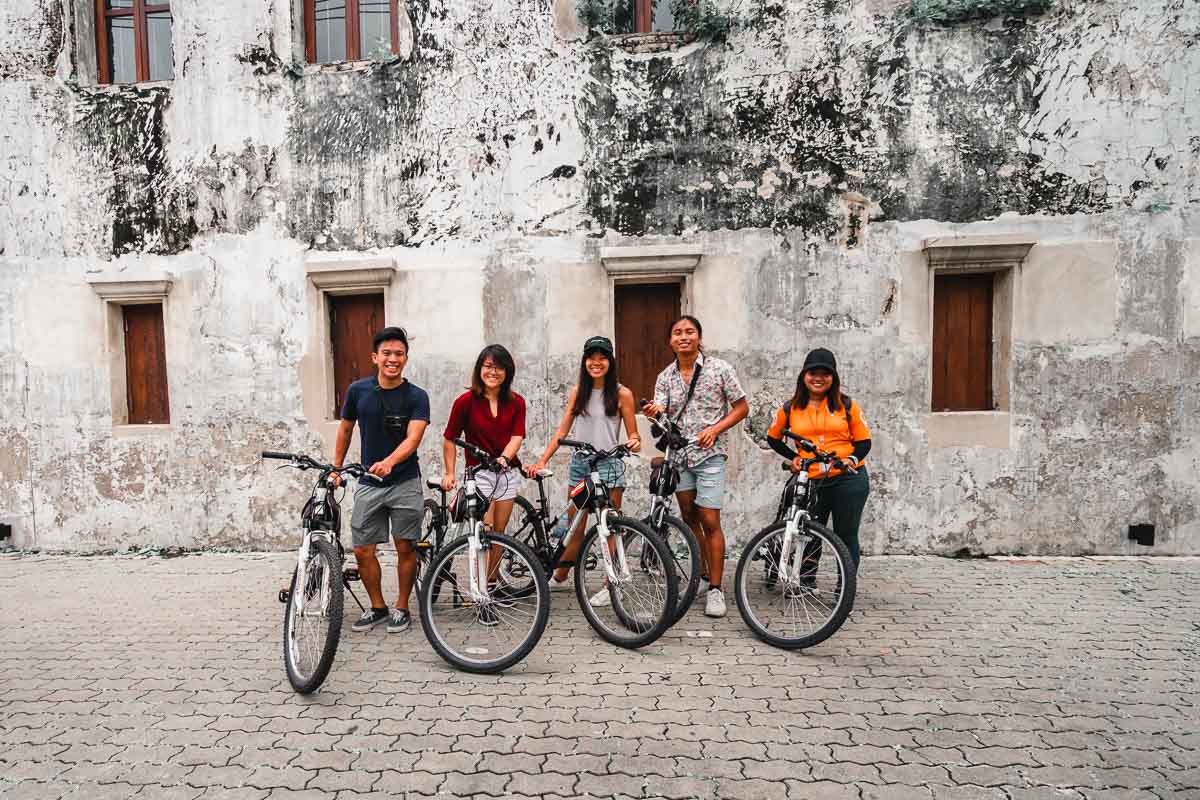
[644,513,701,627]
[418,532,550,673]
[283,537,343,694]
[735,520,855,650]
[575,515,677,649]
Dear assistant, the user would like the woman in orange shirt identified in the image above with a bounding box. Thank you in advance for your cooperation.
[766,348,872,568]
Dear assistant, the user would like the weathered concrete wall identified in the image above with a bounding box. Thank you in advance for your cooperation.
[0,0,1197,553]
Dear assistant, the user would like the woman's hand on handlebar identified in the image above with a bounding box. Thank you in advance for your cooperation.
[789,455,806,474]
[625,436,642,453]
[640,401,663,418]
[441,474,457,492]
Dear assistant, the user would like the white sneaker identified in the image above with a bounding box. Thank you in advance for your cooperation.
[550,577,573,592]
[705,588,726,618]
[589,587,611,607]
[696,578,710,598]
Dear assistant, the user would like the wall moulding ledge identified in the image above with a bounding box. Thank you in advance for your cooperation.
[923,234,1037,271]
[305,256,397,291]
[599,244,703,277]
[87,277,174,303]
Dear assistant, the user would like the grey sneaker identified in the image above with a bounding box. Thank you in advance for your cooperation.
[352,608,389,632]
[387,607,411,633]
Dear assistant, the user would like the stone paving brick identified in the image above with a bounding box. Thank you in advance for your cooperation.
[1,554,1196,800]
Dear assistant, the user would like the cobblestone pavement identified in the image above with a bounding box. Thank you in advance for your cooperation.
[1,552,1197,800]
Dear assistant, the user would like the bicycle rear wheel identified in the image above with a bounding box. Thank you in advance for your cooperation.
[283,537,343,694]
[418,532,549,673]
[734,520,855,650]
[499,495,548,596]
[644,513,701,627]
[574,515,677,649]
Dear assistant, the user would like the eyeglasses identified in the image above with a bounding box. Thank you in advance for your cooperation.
[481,363,506,374]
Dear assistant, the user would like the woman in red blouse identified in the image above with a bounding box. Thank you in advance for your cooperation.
[441,344,526,546]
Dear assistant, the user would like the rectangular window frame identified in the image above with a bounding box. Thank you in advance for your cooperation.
[95,0,172,84]
[931,272,995,413]
[328,292,386,419]
[304,0,401,64]
[121,303,171,425]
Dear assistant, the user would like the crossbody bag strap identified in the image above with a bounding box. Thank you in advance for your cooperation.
[671,360,703,423]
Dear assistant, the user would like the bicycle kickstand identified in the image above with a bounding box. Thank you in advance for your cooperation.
[343,577,367,613]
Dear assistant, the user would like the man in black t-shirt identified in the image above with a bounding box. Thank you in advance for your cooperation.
[334,326,431,634]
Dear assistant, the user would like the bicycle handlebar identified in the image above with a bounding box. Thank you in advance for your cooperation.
[779,434,857,474]
[450,438,505,471]
[559,439,633,464]
[261,451,379,483]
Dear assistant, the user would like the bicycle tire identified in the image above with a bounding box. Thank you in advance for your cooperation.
[574,515,677,649]
[283,537,343,694]
[418,532,550,674]
[734,520,856,650]
[643,514,701,627]
[416,499,443,603]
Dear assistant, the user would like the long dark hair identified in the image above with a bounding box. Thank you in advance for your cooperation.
[571,349,619,418]
[471,344,516,402]
[790,369,849,414]
[667,314,704,362]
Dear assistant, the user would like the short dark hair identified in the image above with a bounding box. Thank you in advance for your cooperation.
[667,314,703,340]
[372,326,409,352]
[471,344,516,401]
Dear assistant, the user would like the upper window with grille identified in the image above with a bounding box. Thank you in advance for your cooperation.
[96,0,174,83]
[305,0,403,63]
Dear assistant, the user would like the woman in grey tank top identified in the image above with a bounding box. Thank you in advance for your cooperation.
[526,336,641,593]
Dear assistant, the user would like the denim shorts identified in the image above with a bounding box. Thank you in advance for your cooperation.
[568,452,626,489]
[676,455,727,510]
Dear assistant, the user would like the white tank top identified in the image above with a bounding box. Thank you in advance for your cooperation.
[570,387,622,451]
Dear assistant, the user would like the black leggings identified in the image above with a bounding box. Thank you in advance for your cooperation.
[801,467,870,572]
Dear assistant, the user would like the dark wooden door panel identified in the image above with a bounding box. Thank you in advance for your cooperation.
[932,274,992,412]
[123,303,170,424]
[614,283,681,405]
[330,293,384,418]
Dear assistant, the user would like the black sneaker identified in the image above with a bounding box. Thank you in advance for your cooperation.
[352,608,389,631]
[477,604,500,627]
[387,607,411,633]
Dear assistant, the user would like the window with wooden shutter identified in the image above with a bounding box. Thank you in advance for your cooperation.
[931,273,993,412]
[329,293,384,418]
[614,282,681,404]
[123,303,170,424]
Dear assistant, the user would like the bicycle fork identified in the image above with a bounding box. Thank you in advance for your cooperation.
[596,508,632,585]
[777,512,806,588]
[466,521,490,604]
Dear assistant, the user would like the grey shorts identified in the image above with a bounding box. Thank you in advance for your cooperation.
[351,477,423,547]
[676,455,728,510]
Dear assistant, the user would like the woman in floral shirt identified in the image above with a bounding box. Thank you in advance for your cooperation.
[643,315,749,619]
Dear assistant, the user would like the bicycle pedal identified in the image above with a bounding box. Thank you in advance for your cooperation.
[415,540,433,550]
[343,569,361,582]
[278,589,290,604]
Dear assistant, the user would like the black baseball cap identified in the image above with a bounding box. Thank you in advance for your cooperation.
[802,347,837,375]
[583,335,614,357]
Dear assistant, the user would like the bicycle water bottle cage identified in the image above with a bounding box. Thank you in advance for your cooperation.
[569,477,597,510]
[648,460,678,496]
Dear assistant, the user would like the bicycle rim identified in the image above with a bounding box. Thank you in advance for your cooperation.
[575,516,677,648]
[735,522,855,650]
[283,538,343,693]
[419,533,549,673]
